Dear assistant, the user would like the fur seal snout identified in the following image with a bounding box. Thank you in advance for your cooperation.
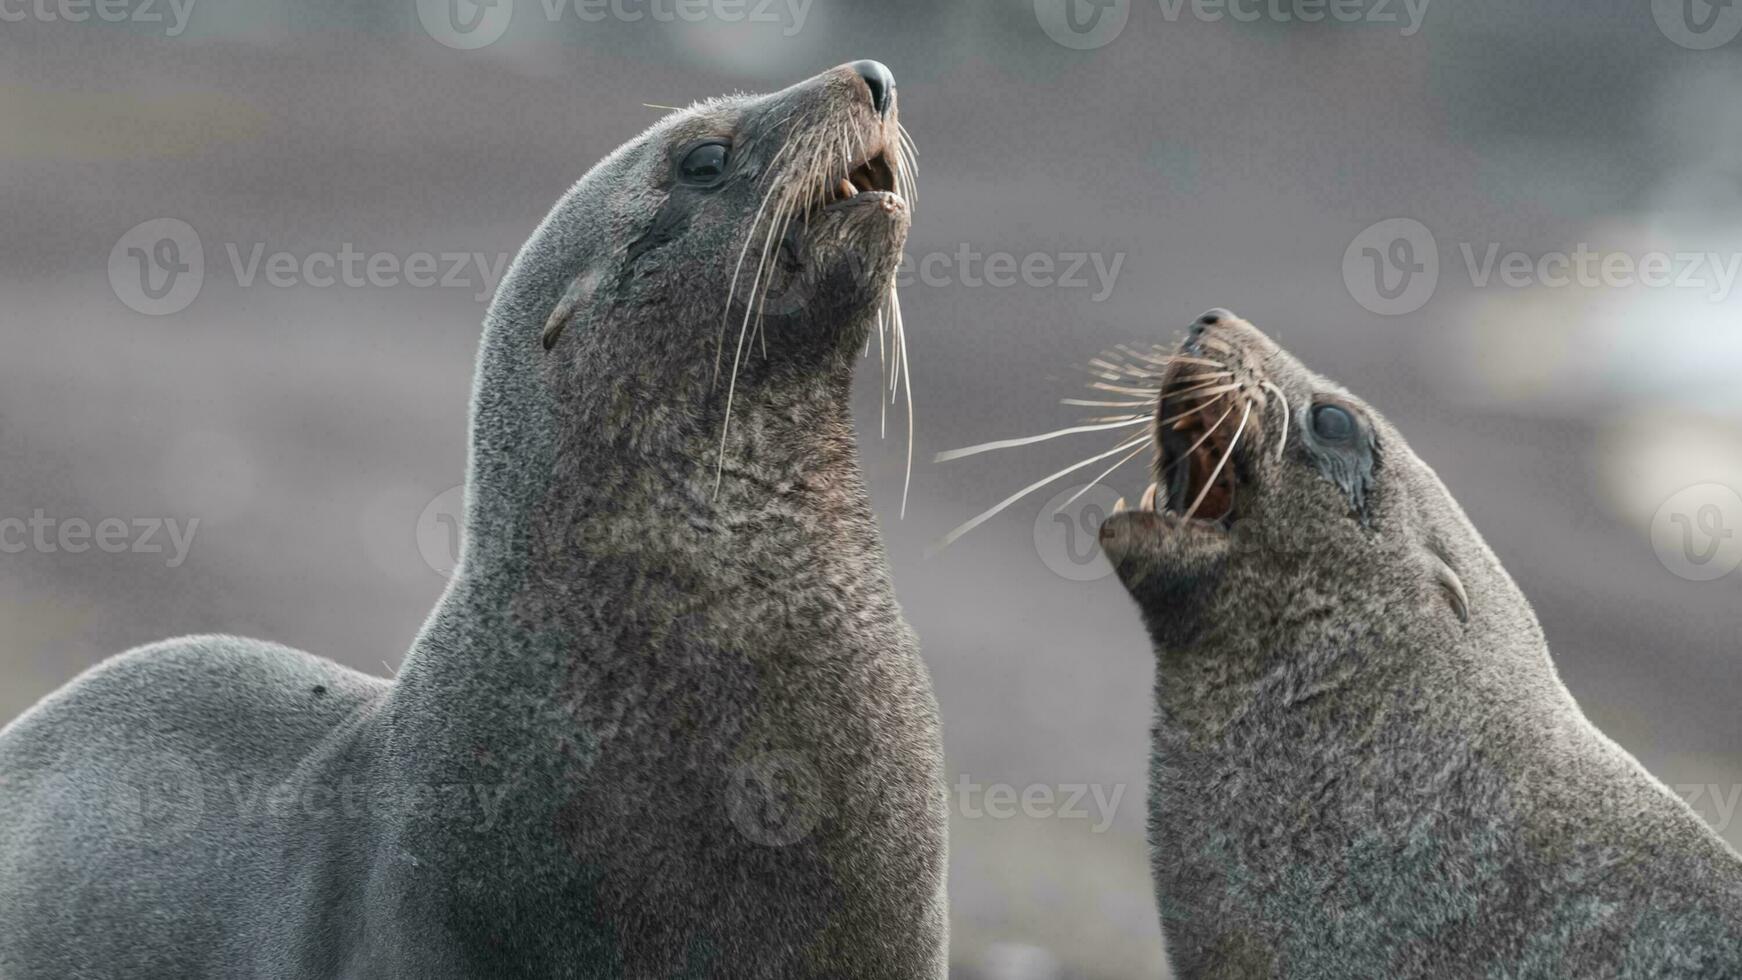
[1100,312,1742,978]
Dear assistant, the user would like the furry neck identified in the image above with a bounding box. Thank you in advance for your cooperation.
[374,288,904,857]
[1145,589,1588,968]
[391,330,884,740]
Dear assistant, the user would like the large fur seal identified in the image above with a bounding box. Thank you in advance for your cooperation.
[0,61,947,979]
[1097,310,1742,978]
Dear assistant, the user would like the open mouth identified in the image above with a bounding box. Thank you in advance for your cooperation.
[932,330,1272,553]
[1142,355,1249,528]
[782,141,903,260]
[819,144,899,210]
[783,141,905,259]
[777,137,907,264]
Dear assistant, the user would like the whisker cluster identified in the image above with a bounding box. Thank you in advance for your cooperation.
[931,345,1174,551]
[712,116,920,516]
[933,340,1287,551]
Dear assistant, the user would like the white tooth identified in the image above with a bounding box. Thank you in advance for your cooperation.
[1112,497,1128,515]
[1140,482,1159,512]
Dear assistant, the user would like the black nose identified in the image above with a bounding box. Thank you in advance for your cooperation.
[850,60,895,117]
[1190,308,1234,335]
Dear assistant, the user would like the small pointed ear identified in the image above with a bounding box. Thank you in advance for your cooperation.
[1428,543,1470,624]
[541,297,576,350]
[541,268,603,350]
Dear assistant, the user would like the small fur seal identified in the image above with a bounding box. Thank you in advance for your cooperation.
[1098,310,1742,978]
[0,61,947,979]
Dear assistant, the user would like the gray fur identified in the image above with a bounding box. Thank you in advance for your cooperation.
[0,64,946,979]
[1099,314,1742,979]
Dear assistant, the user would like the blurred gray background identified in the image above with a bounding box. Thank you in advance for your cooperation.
[5,1,1742,976]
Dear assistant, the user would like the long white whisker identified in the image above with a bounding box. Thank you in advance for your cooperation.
[877,305,888,439]
[1261,380,1289,461]
[1182,401,1250,521]
[1091,382,1169,397]
[716,183,800,495]
[896,138,916,207]
[1158,402,1234,476]
[888,296,902,400]
[931,434,1150,554]
[890,337,902,404]
[1054,440,1150,511]
[1088,356,1143,374]
[1061,398,1157,408]
[934,417,1151,463]
[890,123,917,517]
[715,153,794,385]
[751,190,800,359]
[756,133,832,357]
[1165,378,1239,401]
[893,287,914,517]
[1158,392,1235,427]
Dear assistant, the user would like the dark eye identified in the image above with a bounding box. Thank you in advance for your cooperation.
[679,142,729,184]
[1312,404,1356,443]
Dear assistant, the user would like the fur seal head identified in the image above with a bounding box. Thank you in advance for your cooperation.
[1097,309,1493,654]
[538,61,912,355]
[459,61,918,559]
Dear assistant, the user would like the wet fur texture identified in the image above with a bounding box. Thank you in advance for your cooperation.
[1100,315,1742,979]
[0,66,946,979]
